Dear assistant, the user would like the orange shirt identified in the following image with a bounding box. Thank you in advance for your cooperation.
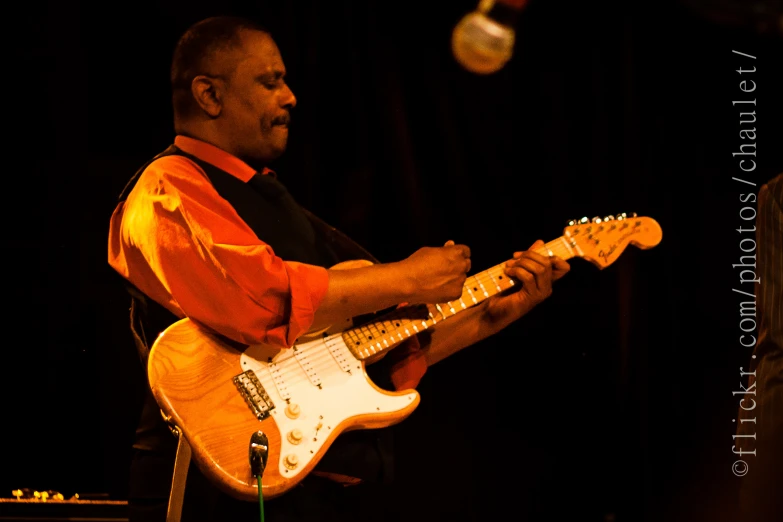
[108,135,426,389]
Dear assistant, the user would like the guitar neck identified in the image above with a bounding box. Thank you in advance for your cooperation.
[343,235,578,360]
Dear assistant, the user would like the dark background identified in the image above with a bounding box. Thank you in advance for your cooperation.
[4,0,783,521]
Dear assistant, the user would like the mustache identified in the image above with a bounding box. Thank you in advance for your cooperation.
[272,113,290,126]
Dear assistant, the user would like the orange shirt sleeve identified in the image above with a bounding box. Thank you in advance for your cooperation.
[386,335,427,390]
[380,301,428,390]
[108,155,328,348]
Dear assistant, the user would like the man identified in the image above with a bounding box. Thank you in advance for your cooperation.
[108,15,569,521]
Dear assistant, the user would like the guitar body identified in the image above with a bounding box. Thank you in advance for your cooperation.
[147,260,420,501]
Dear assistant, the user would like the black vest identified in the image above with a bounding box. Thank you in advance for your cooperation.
[118,145,395,485]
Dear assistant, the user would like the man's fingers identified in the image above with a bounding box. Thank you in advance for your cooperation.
[508,266,536,288]
[456,244,471,259]
[508,251,550,270]
[507,255,555,289]
[551,257,571,280]
[552,258,571,272]
[444,241,471,271]
[444,240,470,258]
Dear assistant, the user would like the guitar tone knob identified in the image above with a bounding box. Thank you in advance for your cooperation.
[285,403,301,419]
[284,454,299,469]
[287,429,304,445]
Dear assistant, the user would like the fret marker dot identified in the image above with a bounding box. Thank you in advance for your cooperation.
[381,330,386,333]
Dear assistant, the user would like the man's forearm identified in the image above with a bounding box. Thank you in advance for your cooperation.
[310,263,414,332]
[418,301,506,366]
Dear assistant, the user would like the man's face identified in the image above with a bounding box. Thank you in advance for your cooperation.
[219,30,296,165]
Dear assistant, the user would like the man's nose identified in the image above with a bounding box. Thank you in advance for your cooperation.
[281,83,296,109]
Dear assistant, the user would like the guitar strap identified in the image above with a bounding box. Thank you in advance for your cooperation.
[167,433,191,522]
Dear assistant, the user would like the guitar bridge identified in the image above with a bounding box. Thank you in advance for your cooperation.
[233,370,275,420]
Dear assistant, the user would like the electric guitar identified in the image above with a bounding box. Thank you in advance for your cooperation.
[147,213,662,501]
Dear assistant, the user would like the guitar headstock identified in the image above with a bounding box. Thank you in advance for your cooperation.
[563,213,662,269]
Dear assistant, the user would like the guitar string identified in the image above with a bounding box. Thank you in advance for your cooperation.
[242,220,652,386]
[243,239,577,387]
[248,220,650,390]
[253,239,577,388]
[237,220,641,406]
[245,265,514,390]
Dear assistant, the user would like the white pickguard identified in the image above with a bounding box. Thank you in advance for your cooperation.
[239,333,418,479]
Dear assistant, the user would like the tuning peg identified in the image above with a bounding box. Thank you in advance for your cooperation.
[591,216,602,223]
[580,216,589,224]
[617,212,627,220]
[603,215,615,221]
[567,219,577,226]
[631,212,637,218]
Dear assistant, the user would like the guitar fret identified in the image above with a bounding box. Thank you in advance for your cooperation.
[370,323,385,340]
[435,303,445,319]
[466,286,478,304]
[560,236,575,257]
[382,317,397,335]
[487,269,502,292]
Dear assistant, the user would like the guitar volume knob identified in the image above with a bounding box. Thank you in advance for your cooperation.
[285,403,301,419]
[284,454,299,469]
[287,429,303,445]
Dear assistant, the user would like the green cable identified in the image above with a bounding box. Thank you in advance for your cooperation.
[256,476,265,522]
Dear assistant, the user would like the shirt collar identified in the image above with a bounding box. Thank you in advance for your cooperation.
[173,135,276,182]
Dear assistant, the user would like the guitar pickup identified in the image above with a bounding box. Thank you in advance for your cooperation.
[233,370,275,420]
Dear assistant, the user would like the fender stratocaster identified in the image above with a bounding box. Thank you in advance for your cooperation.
[147,213,662,501]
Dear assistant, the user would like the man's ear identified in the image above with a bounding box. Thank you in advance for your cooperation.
[191,75,223,117]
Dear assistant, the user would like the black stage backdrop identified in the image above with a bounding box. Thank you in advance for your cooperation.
[4,1,783,521]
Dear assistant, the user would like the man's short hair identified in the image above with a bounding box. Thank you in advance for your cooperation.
[171,16,269,118]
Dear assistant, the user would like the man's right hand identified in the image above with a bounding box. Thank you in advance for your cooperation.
[399,241,471,303]
[313,241,471,333]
